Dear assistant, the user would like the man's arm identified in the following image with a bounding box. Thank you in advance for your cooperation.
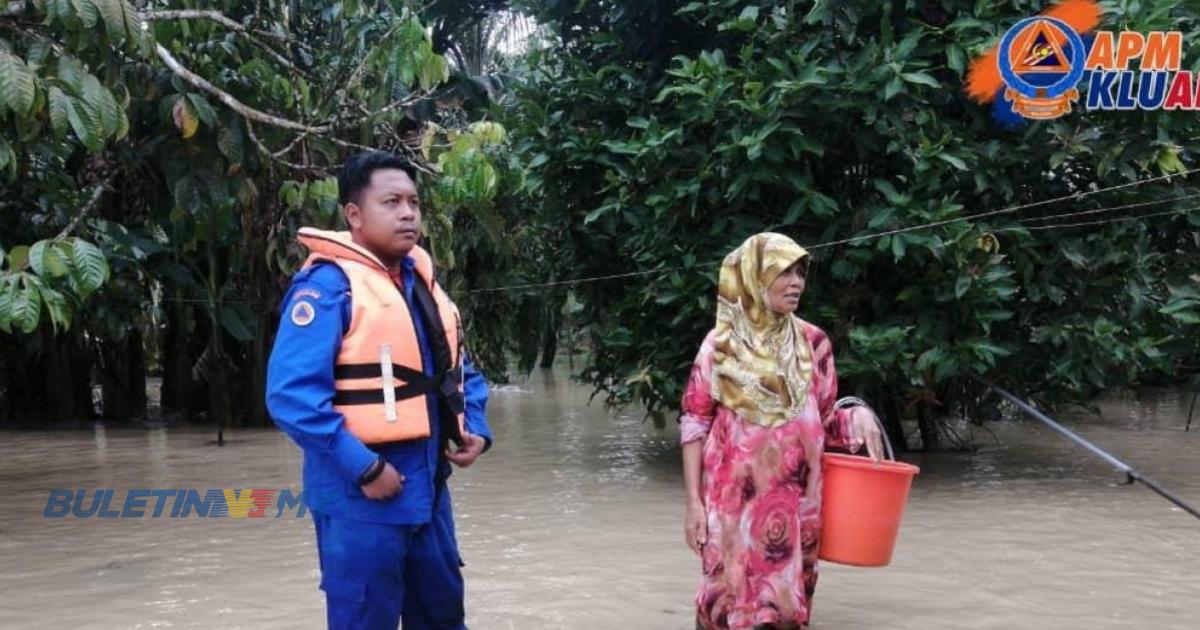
[463,353,493,452]
[265,268,379,483]
[445,352,492,467]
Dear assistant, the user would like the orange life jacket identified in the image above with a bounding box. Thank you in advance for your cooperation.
[297,227,465,446]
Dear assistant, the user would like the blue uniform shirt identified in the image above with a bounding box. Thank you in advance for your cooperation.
[266,259,492,525]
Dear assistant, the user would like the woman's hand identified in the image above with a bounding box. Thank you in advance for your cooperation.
[850,406,886,462]
[685,497,707,555]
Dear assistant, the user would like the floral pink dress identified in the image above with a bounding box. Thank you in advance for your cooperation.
[681,321,862,629]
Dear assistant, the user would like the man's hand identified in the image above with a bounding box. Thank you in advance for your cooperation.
[361,463,404,500]
[445,432,487,468]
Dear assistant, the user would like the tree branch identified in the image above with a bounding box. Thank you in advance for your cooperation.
[271,130,310,158]
[149,18,437,175]
[339,94,429,129]
[155,43,330,134]
[142,9,242,31]
[141,10,307,74]
[140,9,305,46]
[244,121,333,174]
[56,179,112,240]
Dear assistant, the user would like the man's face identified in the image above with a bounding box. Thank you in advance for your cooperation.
[344,169,422,264]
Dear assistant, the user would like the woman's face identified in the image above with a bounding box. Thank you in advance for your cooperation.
[766,260,806,314]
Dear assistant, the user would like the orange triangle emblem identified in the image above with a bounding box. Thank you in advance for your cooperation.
[1009,20,1072,73]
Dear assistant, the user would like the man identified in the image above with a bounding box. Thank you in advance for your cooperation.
[266,151,492,630]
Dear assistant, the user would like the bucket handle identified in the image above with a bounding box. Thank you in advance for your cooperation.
[876,412,896,462]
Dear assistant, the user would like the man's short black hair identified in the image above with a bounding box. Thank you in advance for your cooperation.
[337,151,419,205]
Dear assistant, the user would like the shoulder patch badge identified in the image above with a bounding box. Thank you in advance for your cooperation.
[294,288,322,301]
[290,300,316,327]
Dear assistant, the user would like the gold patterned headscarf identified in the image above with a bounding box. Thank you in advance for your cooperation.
[711,233,813,427]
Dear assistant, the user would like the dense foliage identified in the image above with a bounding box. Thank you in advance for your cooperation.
[0,0,506,426]
[503,0,1200,444]
[2,0,1197,451]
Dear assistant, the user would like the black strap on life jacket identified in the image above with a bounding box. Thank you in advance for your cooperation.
[331,363,461,406]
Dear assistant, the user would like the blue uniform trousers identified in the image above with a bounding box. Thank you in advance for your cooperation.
[314,486,466,630]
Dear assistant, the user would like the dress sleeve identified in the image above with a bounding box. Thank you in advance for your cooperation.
[805,322,864,453]
[679,331,719,445]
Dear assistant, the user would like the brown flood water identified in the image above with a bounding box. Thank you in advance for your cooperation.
[1,370,1197,629]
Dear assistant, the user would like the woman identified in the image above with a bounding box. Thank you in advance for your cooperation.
[681,233,884,629]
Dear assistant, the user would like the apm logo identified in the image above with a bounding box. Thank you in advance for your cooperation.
[996,16,1087,119]
[966,0,1196,122]
[43,488,308,518]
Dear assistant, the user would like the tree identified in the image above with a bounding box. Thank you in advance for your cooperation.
[0,0,507,426]
[503,0,1200,446]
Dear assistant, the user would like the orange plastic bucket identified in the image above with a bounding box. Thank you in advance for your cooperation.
[819,453,920,567]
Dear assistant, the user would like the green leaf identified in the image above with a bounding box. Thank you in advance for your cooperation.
[946,45,966,75]
[51,241,75,276]
[0,137,14,179]
[417,53,448,91]
[40,285,71,332]
[1061,245,1088,268]
[96,0,128,42]
[56,55,87,95]
[937,153,969,171]
[873,179,905,204]
[955,274,971,299]
[114,102,129,139]
[0,276,12,333]
[584,203,617,225]
[48,87,71,136]
[900,72,940,89]
[83,75,122,137]
[12,276,41,333]
[1156,147,1186,175]
[884,76,903,101]
[44,243,70,277]
[527,153,549,169]
[26,40,52,69]
[934,355,959,382]
[45,0,73,25]
[626,116,651,129]
[894,31,923,60]
[121,0,146,51]
[65,98,104,151]
[916,347,947,372]
[978,309,1014,322]
[218,123,244,165]
[68,238,109,296]
[186,93,217,127]
[28,241,50,276]
[219,305,256,342]
[891,234,907,261]
[0,50,37,116]
[8,245,30,271]
[72,0,99,28]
